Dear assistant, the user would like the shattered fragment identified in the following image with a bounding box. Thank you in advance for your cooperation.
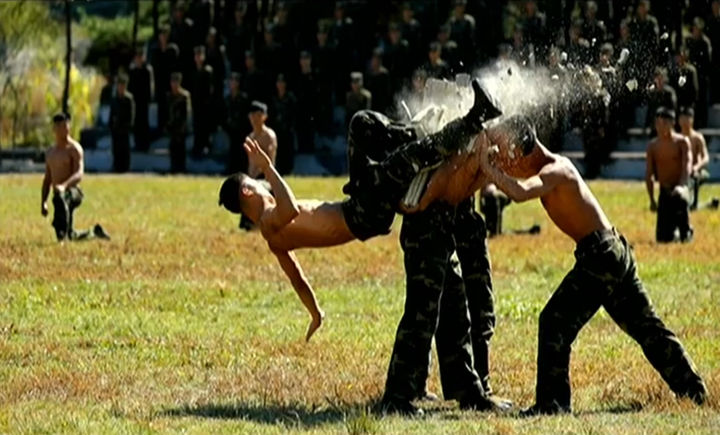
[625,79,638,91]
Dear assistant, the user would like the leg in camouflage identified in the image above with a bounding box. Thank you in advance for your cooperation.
[435,255,481,401]
[529,231,706,415]
[454,200,496,394]
[383,204,457,405]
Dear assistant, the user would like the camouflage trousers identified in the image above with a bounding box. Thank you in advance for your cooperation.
[341,110,459,241]
[535,228,705,411]
[656,186,692,243]
[384,199,496,402]
[52,187,91,241]
[691,168,710,210]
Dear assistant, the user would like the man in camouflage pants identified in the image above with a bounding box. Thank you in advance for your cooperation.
[381,198,507,415]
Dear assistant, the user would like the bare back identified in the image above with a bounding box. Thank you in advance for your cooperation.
[45,140,83,187]
[647,132,691,189]
[263,200,355,252]
[538,156,613,242]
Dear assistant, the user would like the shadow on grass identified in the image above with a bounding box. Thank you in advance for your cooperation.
[162,399,380,428]
[577,401,644,416]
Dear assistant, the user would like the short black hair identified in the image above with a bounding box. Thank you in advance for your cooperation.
[498,115,537,155]
[655,106,676,120]
[52,112,71,123]
[218,173,248,214]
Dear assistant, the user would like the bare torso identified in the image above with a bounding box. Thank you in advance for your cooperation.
[414,150,489,209]
[46,140,82,187]
[688,129,707,170]
[248,127,277,177]
[649,133,689,189]
[539,156,613,243]
[264,200,355,252]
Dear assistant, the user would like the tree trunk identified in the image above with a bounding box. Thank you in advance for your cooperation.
[132,0,140,49]
[152,0,160,38]
[62,0,71,115]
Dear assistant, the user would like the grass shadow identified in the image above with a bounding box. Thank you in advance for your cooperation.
[577,401,644,416]
[162,399,380,428]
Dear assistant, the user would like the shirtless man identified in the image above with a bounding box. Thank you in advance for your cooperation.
[217,79,501,340]
[246,101,277,178]
[645,107,693,242]
[41,113,110,241]
[678,106,714,210]
[475,115,706,415]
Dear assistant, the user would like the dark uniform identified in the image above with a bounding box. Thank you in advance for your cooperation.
[128,55,154,152]
[150,37,179,132]
[189,52,214,156]
[167,75,191,173]
[345,87,372,128]
[52,186,86,241]
[531,228,706,413]
[656,186,693,243]
[109,78,135,173]
[270,80,298,175]
[224,79,251,174]
[384,199,497,407]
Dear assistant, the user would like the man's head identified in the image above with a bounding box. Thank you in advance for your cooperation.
[116,73,129,95]
[401,2,414,22]
[524,0,537,17]
[173,0,186,22]
[317,23,329,46]
[654,106,676,135]
[676,46,689,65]
[692,17,705,38]
[653,67,667,88]
[428,42,442,64]
[678,106,694,131]
[370,48,383,72]
[438,24,451,43]
[350,71,363,92]
[248,100,268,128]
[134,45,146,65]
[170,72,182,92]
[585,1,598,20]
[486,115,539,175]
[276,73,287,96]
[713,0,720,17]
[229,72,241,94]
[454,0,467,17]
[194,45,206,68]
[299,50,312,73]
[264,23,275,45]
[636,0,650,19]
[207,26,218,47]
[599,43,614,65]
[52,112,71,142]
[218,172,270,220]
[388,22,402,45]
[412,68,427,92]
[245,50,256,71]
[159,25,170,46]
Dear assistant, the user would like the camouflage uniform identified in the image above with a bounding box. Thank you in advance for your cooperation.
[384,199,496,402]
[691,168,710,210]
[656,186,693,242]
[341,110,478,241]
[534,228,706,412]
[52,187,92,241]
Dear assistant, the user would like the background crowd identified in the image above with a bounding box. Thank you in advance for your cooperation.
[97,0,720,176]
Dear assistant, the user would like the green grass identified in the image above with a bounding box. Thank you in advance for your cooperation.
[1,174,719,434]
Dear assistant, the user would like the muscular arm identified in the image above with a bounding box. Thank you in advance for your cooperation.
[693,135,709,173]
[485,162,565,202]
[645,142,657,208]
[246,138,299,230]
[56,145,84,190]
[272,250,324,341]
[41,160,51,214]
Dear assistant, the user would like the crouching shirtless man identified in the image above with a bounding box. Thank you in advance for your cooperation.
[477,115,707,415]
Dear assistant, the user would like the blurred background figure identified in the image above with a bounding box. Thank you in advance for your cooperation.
[109,73,134,173]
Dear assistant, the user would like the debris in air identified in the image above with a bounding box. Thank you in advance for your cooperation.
[678,76,687,87]
[626,79,638,91]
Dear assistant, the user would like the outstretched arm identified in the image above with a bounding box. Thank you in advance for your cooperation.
[679,137,691,186]
[245,137,300,230]
[272,249,324,341]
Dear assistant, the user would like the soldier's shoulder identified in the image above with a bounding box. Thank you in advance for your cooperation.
[125,91,135,100]
[179,88,191,98]
[69,138,84,153]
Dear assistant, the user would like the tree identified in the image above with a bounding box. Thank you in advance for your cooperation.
[62,0,72,114]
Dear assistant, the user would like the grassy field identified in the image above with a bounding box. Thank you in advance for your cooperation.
[1,174,719,434]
